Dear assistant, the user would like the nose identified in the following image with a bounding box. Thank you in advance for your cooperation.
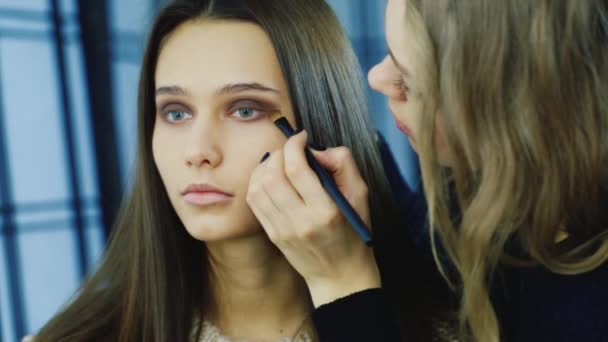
[368,55,402,98]
[185,118,222,168]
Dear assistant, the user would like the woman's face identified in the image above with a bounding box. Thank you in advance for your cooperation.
[152,19,297,242]
[368,0,451,164]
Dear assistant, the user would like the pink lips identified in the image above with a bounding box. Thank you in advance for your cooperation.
[182,183,234,206]
[395,119,413,137]
[388,104,414,138]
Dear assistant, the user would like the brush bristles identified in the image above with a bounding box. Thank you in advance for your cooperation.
[269,111,283,122]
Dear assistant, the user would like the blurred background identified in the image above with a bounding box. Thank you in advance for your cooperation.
[0,0,418,341]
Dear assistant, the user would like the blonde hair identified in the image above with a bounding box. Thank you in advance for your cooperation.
[403,0,608,340]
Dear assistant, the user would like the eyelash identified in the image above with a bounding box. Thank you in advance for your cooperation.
[163,109,192,122]
[228,105,266,121]
[393,76,409,100]
[158,99,272,123]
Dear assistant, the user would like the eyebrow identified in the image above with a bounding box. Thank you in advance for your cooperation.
[155,86,191,97]
[155,83,280,97]
[388,48,410,77]
[216,82,280,96]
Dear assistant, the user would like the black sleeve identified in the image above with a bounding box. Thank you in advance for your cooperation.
[376,133,429,252]
[311,288,402,342]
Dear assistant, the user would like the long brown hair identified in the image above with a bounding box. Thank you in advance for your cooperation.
[402,0,608,340]
[36,0,444,341]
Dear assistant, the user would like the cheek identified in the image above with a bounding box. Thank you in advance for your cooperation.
[230,123,285,156]
[219,126,281,184]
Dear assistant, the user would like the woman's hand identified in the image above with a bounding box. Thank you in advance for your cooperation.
[247,130,380,307]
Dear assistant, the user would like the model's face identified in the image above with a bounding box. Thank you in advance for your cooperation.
[152,19,297,242]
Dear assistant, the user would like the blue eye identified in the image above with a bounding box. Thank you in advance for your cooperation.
[165,110,191,122]
[232,107,261,120]
[393,77,409,101]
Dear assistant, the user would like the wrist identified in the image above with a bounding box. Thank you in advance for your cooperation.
[306,264,381,308]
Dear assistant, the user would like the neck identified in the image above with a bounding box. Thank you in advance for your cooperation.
[205,233,312,340]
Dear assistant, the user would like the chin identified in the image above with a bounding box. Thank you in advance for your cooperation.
[183,220,262,242]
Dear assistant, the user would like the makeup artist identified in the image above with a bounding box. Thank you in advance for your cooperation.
[248,0,608,341]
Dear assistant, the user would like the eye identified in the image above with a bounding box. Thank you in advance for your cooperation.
[231,107,261,120]
[164,110,192,122]
[393,76,409,101]
[227,99,275,121]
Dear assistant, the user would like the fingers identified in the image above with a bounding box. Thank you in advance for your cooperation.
[248,150,306,243]
[282,131,334,209]
[263,149,307,218]
[248,153,283,242]
[311,146,360,189]
[249,132,370,245]
[282,131,371,235]
[310,145,369,209]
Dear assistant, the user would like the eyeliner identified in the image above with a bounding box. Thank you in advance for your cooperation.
[270,112,373,246]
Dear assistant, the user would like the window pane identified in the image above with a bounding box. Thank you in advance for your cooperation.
[112,61,140,181]
[60,0,75,14]
[110,0,153,33]
[327,0,359,37]
[0,0,48,11]
[65,41,99,199]
[15,204,72,229]
[0,38,70,204]
[61,13,79,44]
[112,31,144,64]
[0,14,50,34]
[85,217,104,269]
[0,232,16,342]
[18,227,80,333]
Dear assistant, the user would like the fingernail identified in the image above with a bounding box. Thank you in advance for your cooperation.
[260,152,270,163]
[308,141,327,151]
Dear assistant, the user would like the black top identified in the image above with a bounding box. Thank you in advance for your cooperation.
[311,288,402,341]
[311,135,608,341]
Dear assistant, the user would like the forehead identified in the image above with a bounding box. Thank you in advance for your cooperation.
[385,0,406,37]
[385,0,433,84]
[154,19,286,91]
[385,0,409,61]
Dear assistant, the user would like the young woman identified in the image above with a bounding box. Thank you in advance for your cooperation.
[251,0,608,341]
[31,0,446,341]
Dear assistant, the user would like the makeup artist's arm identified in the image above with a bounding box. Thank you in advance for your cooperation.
[311,288,402,341]
[248,130,401,341]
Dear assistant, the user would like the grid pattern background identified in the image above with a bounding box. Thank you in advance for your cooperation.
[0,1,418,341]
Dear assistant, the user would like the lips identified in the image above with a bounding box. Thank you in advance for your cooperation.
[181,183,234,206]
[388,105,413,137]
[394,119,413,137]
